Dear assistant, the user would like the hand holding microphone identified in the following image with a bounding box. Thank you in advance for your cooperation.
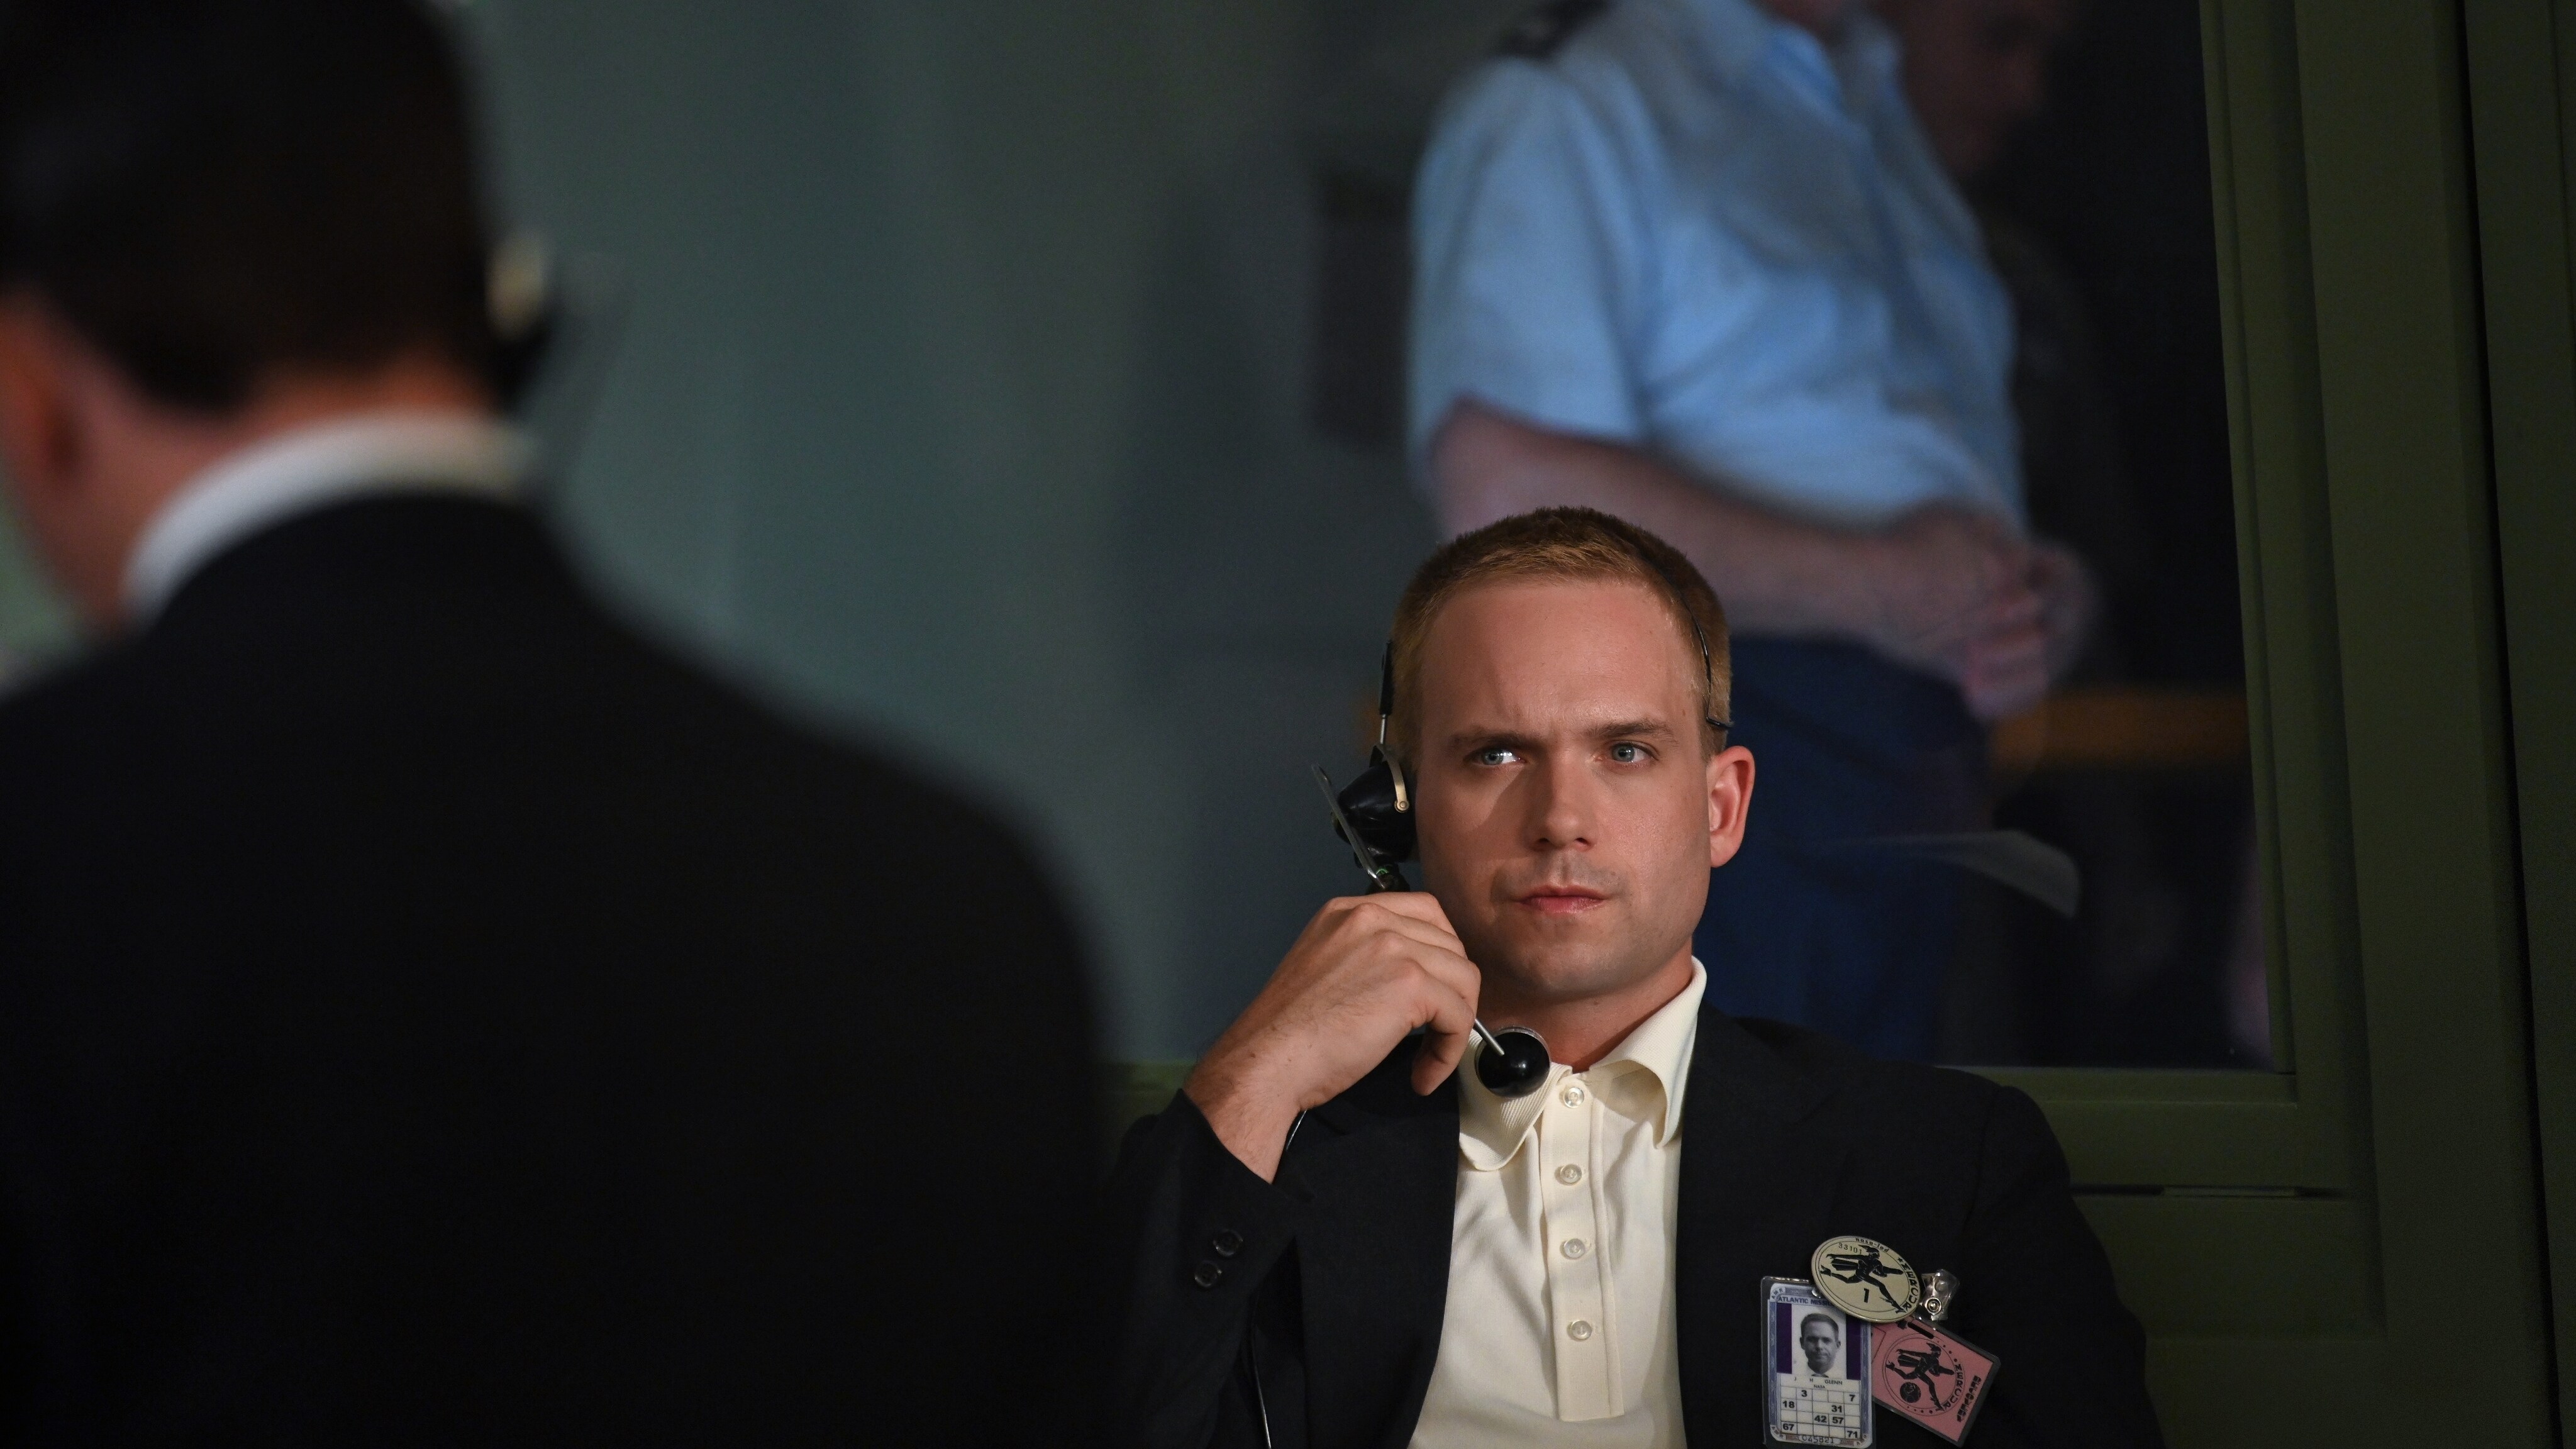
[1184,890,1486,1181]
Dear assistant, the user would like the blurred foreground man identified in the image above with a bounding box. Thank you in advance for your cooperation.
[0,3,1093,1441]
[1411,0,2096,1059]
[1099,510,2155,1447]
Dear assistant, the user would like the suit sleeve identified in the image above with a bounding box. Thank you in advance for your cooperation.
[1950,1085,2164,1448]
[1094,1092,1305,1449]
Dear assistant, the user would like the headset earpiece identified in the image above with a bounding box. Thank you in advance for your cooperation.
[487,233,561,412]
[1334,645,1416,867]
[1335,750,1415,868]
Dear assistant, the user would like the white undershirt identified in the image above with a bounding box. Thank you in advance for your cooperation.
[123,411,530,623]
[1409,960,1705,1448]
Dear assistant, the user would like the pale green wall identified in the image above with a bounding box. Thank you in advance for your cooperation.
[465,0,1516,1056]
[0,505,69,678]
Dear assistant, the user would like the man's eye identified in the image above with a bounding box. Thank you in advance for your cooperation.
[1607,742,1649,764]
[1474,747,1521,767]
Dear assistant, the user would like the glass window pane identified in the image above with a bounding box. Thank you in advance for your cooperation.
[1317,0,2262,1069]
[1907,0,2263,1067]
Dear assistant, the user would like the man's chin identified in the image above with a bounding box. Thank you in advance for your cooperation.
[1474,935,1656,1008]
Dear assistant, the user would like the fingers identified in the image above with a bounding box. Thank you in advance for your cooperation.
[1964,674,2048,723]
[1326,895,1479,987]
[1349,889,1460,935]
[1412,1026,1472,1095]
[1409,977,1480,1094]
[2026,545,2097,679]
[1961,625,2050,721]
[1982,581,2043,630]
[1965,617,2046,679]
[1362,911,1484,1011]
[1874,508,2041,678]
[1299,894,1484,1031]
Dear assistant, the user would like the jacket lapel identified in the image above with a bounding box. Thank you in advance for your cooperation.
[1282,1060,1459,1449]
[1675,1010,1847,1444]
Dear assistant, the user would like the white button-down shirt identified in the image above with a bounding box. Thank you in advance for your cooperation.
[123,411,529,623]
[1409,960,1706,1447]
[1410,0,2021,528]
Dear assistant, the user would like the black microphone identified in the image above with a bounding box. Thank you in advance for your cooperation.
[1312,766,1552,1099]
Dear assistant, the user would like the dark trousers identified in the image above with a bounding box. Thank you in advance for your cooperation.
[1694,639,1988,1061]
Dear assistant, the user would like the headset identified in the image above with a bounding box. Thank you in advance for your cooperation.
[1317,553,1732,1099]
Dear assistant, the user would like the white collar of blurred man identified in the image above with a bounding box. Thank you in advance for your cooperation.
[0,296,506,632]
[1402,575,1753,1071]
[126,411,528,623]
[1718,0,2076,184]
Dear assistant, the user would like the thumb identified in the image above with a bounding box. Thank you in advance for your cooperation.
[1412,1025,1472,1096]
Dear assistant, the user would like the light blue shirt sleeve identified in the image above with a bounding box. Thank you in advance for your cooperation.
[1408,62,1653,464]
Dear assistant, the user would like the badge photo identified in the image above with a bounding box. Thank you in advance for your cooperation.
[1762,1277,1874,1447]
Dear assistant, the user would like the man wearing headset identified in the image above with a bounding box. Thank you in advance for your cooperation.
[1098,508,2157,1446]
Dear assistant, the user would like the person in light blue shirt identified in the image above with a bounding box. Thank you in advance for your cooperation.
[1409,0,2093,1060]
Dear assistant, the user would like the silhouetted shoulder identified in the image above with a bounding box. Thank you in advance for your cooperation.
[0,638,167,848]
[599,609,1065,902]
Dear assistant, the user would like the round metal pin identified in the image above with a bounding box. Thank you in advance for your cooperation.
[1809,1235,1923,1323]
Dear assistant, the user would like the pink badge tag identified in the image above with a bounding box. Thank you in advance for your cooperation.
[1868,1318,2000,1444]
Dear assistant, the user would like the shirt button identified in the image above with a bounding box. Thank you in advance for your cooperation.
[1562,1238,1589,1260]
[1211,1230,1243,1258]
[1560,1083,1587,1108]
[1556,1163,1583,1185]
[1191,1261,1224,1289]
[1567,1319,1594,1341]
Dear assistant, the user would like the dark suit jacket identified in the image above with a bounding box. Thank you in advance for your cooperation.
[0,495,1096,1444]
[1102,1004,2160,1447]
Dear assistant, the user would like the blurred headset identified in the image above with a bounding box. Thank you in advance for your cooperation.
[484,232,628,493]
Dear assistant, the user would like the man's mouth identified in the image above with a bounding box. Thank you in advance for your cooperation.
[1517,886,1607,916]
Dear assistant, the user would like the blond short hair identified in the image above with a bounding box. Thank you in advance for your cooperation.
[1389,507,1731,761]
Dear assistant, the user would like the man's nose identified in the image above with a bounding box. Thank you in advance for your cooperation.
[1525,756,1598,848]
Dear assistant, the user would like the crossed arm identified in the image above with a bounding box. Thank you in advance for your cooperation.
[1429,399,2094,721]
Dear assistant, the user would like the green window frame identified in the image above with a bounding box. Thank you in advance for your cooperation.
[1989,0,2563,1439]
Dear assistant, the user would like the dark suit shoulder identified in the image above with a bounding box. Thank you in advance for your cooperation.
[0,635,148,766]
[1727,1014,2010,1123]
[0,638,180,880]
[1700,1005,2060,1227]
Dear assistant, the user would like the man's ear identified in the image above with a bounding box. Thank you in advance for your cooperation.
[1706,744,1755,869]
[0,299,81,507]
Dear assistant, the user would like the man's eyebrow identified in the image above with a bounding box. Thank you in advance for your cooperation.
[1593,718,1679,740]
[1443,726,1546,753]
[1440,719,1681,751]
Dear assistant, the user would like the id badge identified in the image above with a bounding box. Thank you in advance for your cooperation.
[1868,1318,2000,1445]
[1762,1277,1874,1446]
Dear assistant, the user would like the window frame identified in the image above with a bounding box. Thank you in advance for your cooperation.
[1982,0,2559,1439]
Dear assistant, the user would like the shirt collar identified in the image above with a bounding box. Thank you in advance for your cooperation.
[123,410,530,624]
[1458,958,1707,1170]
[1676,0,1779,86]
[1675,0,1904,115]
